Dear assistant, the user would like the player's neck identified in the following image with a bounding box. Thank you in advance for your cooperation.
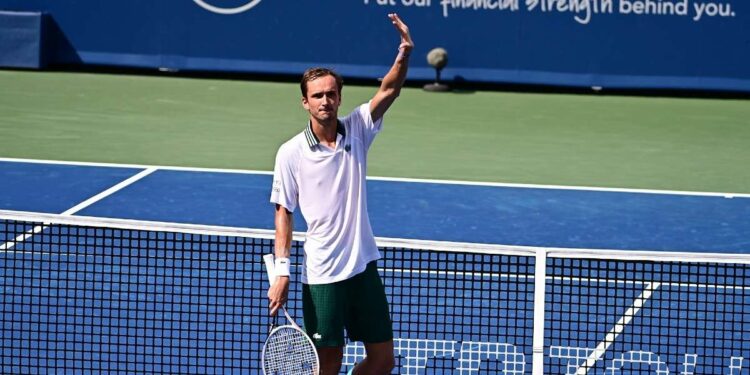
[310,118,338,145]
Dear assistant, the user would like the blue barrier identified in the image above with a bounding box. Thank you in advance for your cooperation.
[0,0,747,91]
[0,11,46,69]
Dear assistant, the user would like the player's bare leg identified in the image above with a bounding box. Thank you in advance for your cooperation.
[318,346,344,375]
[352,340,395,375]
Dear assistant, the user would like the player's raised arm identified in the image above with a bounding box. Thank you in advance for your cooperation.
[370,13,414,123]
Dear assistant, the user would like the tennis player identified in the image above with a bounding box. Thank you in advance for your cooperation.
[268,13,413,375]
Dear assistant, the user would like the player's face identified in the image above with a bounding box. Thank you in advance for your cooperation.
[302,75,341,123]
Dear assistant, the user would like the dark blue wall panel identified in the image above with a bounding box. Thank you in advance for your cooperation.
[0,0,747,91]
[0,11,46,68]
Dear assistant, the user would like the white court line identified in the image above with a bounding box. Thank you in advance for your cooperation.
[1,157,748,198]
[575,282,661,375]
[549,275,750,291]
[383,268,750,291]
[0,225,46,251]
[60,167,157,216]
[1,168,157,251]
[381,267,533,280]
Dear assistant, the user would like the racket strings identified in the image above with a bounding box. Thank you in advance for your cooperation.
[263,326,318,374]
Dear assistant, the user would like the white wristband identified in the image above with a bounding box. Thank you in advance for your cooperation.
[274,257,291,277]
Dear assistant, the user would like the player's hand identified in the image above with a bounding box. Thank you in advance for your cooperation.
[388,13,414,53]
[267,276,290,316]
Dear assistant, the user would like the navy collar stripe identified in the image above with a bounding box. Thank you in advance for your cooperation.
[304,121,346,149]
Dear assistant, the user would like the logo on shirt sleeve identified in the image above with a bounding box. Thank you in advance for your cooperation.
[272,179,281,193]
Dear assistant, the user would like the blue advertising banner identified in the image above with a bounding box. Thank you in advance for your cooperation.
[0,0,747,91]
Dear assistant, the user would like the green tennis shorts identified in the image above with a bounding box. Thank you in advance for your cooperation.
[302,261,393,347]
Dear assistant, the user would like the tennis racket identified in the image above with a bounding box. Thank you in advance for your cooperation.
[261,254,320,374]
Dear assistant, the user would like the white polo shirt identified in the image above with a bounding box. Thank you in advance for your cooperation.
[270,102,383,285]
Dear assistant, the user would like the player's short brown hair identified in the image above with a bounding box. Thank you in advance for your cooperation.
[300,67,343,98]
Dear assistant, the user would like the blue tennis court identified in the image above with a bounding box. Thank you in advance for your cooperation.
[1,158,749,374]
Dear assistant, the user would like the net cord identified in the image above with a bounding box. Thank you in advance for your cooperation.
[1,209,747,263]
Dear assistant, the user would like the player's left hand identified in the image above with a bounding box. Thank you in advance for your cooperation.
[388,13,414,53]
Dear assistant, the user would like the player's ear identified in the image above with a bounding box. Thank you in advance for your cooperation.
[301,96,309,110]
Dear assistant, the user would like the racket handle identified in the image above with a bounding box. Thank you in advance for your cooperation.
[263,254,275,286]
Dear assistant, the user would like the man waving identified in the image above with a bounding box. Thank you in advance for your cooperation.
[269,13,414,375]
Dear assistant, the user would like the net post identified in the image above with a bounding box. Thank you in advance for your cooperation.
[531,249,547,375]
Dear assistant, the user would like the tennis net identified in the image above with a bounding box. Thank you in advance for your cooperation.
[1,210,748,374]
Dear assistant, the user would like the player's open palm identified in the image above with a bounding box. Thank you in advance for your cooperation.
[388,13,414,52]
